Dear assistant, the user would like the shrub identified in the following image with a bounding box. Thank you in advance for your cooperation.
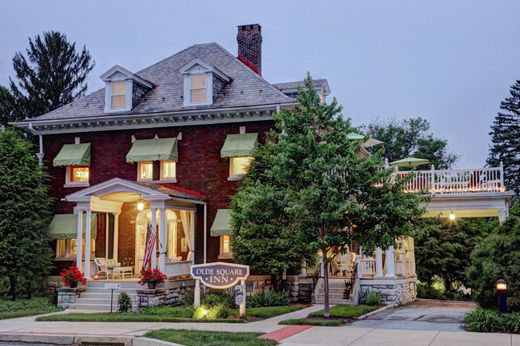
[464,307,504,332]
[365,292,382,306]
[192,304,227,319]
[141,305,193,318]
[117,292,132,313]
[247,290,288,308]
[201,292,235,308]
[505,313,520,333]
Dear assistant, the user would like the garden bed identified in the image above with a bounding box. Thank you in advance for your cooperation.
[0,297,62,320]
[465,307,520,333]
[144,329,277,346]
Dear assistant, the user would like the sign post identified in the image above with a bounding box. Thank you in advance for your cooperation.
[104,283,121,313]
[191,262,250,317]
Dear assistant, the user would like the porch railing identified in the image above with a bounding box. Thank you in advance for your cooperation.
[398,165,505,194]
[358,258,375,277]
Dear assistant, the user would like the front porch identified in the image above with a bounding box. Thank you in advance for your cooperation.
[56,178,206,280]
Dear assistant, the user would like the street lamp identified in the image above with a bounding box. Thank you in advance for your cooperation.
[496,278,509,313]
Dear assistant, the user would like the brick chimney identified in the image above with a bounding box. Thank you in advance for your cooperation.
[237,24,262,75]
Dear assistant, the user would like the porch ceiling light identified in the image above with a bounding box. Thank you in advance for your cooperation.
[449,212,456,221]
[137,200,144,211]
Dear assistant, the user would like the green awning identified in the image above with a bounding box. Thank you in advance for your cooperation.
[126,137,178,163]
[47,213,97,240]
[53,143,91,166]
[346,132,365,140]
[220,133,258,158]
[210,209,231,236]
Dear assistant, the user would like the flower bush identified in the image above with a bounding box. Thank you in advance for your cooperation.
[139,268,168,286]
[60,265,86,287]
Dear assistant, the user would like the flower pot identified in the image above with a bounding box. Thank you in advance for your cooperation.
[69,281,78,288]
[147,282,156,289]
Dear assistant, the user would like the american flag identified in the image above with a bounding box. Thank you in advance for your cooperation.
[141,222,156,273]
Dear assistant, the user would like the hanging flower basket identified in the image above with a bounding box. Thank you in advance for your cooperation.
[60,265,87,288]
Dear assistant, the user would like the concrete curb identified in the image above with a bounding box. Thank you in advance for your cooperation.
[0,333,134,346]
[133,337,183,346]
[356,305,391,320]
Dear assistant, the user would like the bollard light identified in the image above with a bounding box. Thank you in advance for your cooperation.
[496,278,509,313]
[449,212,456,221]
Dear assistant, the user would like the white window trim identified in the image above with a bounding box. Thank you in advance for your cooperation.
[218,235,233,259]
[64,166,90,188]
[137,161,154,182]
[183,72,213,107]
[160,160,177,183]
[104,80,133,113]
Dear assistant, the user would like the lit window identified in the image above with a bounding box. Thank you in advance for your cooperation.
[138,161,153,181]
[230,157,254,178]
[160,160,176,181]
[56,239,95,259]
[219,235,232,259]
[66,166,89,186]
[111,81,126,110]
[190,74,206,103]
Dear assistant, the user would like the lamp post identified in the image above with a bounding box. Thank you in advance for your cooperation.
[496,278,509,313]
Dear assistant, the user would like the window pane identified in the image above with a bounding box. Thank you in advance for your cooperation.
[139,162,153,180]
[111,95,126,109]
[231,157,254,176]
[71,167,89,183]
[112,81,126,95]
[222,235,231,254]
[56,240,66,257]
[162,161,176,179]
[190,88,206,103]
[191,74,205,89]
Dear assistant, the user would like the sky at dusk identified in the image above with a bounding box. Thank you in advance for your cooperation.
[1,0,519,167]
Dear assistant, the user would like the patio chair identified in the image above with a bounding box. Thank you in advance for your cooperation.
[94,258,122,279]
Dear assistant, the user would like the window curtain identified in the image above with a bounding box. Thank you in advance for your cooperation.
[180,210,194,257]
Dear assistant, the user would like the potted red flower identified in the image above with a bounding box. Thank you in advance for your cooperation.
[60,265,87,288]
[139,268,168,289]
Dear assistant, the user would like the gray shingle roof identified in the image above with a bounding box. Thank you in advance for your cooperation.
[34,43,294,121]
[273,79,329,98]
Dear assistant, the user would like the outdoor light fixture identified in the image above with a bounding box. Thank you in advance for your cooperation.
[137,200,144,211]
[449,212,456,221]
[496,278,509,313]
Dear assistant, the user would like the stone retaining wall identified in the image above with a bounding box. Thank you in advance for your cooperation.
[137,279,194,309]
[57,287,85,309]
[359,277,417,307]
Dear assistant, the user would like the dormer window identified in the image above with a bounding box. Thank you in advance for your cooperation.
[111,81,127,110]
[100,65,153,113]
[180,58,230,107]
[190,74,207,103]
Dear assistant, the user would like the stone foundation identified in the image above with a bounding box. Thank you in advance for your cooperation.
[359,277,417,307]
[137,279,194,309]
[57,287,85,309]
[246,275,314,304]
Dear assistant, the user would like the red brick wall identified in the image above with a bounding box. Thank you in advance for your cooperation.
[44,121,274,266]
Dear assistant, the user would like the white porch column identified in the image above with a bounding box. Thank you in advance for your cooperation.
[75,209,84,272]
[385,246,395,278]
[113,212,120,262]
[84,209,92,278]
[410,238,416,277]
[159,206,166,272]
[151,207,157,269]
[375,247,384,278]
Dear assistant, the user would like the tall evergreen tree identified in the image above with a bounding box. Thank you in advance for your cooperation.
[487,80,520,194]
[0,130,53,299]
[0,85,15,126]
[9,31,94,119]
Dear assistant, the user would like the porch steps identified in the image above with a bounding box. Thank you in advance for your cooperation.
[69,280,142,311]
[314,278,354,305]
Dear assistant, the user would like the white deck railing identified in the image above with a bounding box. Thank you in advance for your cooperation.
[398,165,505,194]
[358,258,375,277]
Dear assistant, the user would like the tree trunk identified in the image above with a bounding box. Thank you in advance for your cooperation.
[323,257,330,318]
[271,274,278,291]
[9,276,16,301]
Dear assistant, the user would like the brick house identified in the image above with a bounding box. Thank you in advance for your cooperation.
[16,24,331,279]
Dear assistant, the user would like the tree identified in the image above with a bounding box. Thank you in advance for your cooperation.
[467,202,520,311]
[488,80,520,194]
[0,130,53,299]
[415,217,496,295]
[364,117,457,169]
[9,31,94,119]
[0,85,16,126]
[232,75,423,317]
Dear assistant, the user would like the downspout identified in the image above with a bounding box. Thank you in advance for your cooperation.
[204,203,207,264]
[28,122,44,166]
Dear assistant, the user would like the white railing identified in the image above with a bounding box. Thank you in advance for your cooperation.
[164,261,192,277]
[394,259,405,276]
[398,165,505,194]
[358,258,375,277]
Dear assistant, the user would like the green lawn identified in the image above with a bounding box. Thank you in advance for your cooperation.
[308,304,378,319]
[279,318,344,326]
[228,305,304,319]
[37,312,246,323]
[144,329,277,346]
[0,297,61,320]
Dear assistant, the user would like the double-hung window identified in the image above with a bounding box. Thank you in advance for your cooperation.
[190,74,206,103]
[111,81,127,110]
